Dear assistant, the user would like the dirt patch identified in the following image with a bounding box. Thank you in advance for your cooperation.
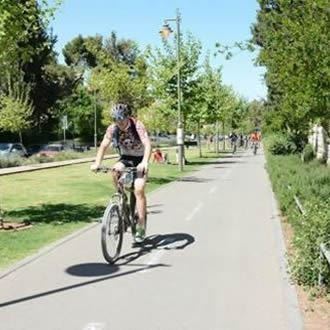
[281,217,330,330]
[296,286,330,330]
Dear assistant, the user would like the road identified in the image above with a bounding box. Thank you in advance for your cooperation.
[0,149,302,330]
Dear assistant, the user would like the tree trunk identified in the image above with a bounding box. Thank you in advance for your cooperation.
[198,121,202,158]
[222,121,226,150]
[216,121,220,154]
[19,131,23,144]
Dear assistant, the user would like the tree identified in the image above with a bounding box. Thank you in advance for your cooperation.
[138,102,177,135]
[0,78,33,142]
[104,31,139,66]
[63,34,102,68]
[147,33,202,133]
[251,0,330,136]
[90,59,148,114]
[57,87,103,142]
[192,56,242,153]
[0,0,61,72]
[0,0,68,141]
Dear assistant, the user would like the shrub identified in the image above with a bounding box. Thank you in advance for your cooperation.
[53,152,81,161]
[0,156,24,168]
[264,133,297,155]
[266,153,330,290]
[291,200,330,287]
[301,144,315,163]
[24,155,53,164]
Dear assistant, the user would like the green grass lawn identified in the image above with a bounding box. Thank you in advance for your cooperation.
[0,148,220,269]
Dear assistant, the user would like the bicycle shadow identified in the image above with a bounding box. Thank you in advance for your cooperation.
[115,232,195,266]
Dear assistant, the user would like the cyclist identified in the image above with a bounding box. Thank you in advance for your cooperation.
[229,132,238,153]
[91,103,151,243]
[250,129,261,143]
[250,129,261,152]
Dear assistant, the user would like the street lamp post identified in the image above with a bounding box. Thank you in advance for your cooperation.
[160,9,184,171]
[93,89,97,149]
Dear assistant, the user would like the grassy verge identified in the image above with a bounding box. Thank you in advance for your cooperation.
[0,148,219,269]
[265,153,330,290]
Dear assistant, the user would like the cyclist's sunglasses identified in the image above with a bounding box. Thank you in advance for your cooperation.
[113,116,127,123]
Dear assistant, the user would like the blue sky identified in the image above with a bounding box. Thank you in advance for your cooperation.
[51,0,266,100]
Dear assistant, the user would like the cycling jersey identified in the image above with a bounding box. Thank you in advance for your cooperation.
[250,133,260,142]
[105,118,149,157]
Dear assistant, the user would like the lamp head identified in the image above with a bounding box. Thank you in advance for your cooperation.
[159,23,173,39]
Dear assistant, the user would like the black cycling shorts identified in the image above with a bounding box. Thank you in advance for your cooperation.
[119,155,143,167]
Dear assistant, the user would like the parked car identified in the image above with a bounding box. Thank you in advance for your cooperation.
[26,144,46,156]
[150,133,176,145]
[0,143,28,158]
[37,144,65,158]
[72,143,90,152]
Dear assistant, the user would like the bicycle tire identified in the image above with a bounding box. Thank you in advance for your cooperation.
[253,144,257,155]
[101,203,123,264]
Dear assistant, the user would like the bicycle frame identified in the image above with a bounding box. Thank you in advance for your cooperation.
[103,167,138,233]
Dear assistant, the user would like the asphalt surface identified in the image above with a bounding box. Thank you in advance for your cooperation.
[0,148,303,330]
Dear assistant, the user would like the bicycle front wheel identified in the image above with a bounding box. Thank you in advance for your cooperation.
[101,203,123,264]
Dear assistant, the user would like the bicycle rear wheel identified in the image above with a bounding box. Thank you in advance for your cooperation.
[101,203,123,264]
[253,144,258,155]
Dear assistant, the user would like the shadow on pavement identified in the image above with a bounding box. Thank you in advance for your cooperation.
[148,176,176,185]
[185,160,223,166]
[0,265,165,308]
[177,176,213,183]
[147,204,163,209]
[146,203,163,215]
[66,263,119,277]
[212,160,246,168]
[220,154,243,158]
[115,233,195,266]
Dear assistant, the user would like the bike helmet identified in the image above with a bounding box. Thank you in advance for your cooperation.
[111,103,130,121]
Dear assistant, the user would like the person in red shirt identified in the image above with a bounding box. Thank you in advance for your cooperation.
[250,130,261,142]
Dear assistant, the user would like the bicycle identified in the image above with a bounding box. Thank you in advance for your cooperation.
[251,141,259,155]
[96,166,146,264]
[231,140,237,154]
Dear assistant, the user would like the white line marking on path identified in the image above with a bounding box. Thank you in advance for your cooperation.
[209,186,218,195]
[83,322,106,330]
[185,201,203,222]
[141,249,167,274]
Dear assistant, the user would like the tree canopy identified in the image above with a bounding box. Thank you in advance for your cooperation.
[251,0,329,135]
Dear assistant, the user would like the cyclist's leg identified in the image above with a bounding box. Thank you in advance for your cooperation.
[134,176,147,228]
[133,173,147,243]
[112,161,125,188]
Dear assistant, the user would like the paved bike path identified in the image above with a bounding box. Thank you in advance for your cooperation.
[0,149,302,330]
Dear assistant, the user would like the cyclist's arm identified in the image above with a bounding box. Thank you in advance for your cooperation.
[136,120,152,165]
[142,136,152,165]
[93,135,111,168]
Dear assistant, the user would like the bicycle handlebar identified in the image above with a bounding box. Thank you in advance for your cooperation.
[94,166,138,174]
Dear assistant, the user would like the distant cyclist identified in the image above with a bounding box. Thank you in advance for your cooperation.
[250,129,261,144]
[250,129,261,154]
[229,132,238,153]
[91,103,151,243]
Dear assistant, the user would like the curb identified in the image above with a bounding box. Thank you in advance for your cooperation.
[269,179,303,330]
[0,147,177,176]
[0,155,117,176]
